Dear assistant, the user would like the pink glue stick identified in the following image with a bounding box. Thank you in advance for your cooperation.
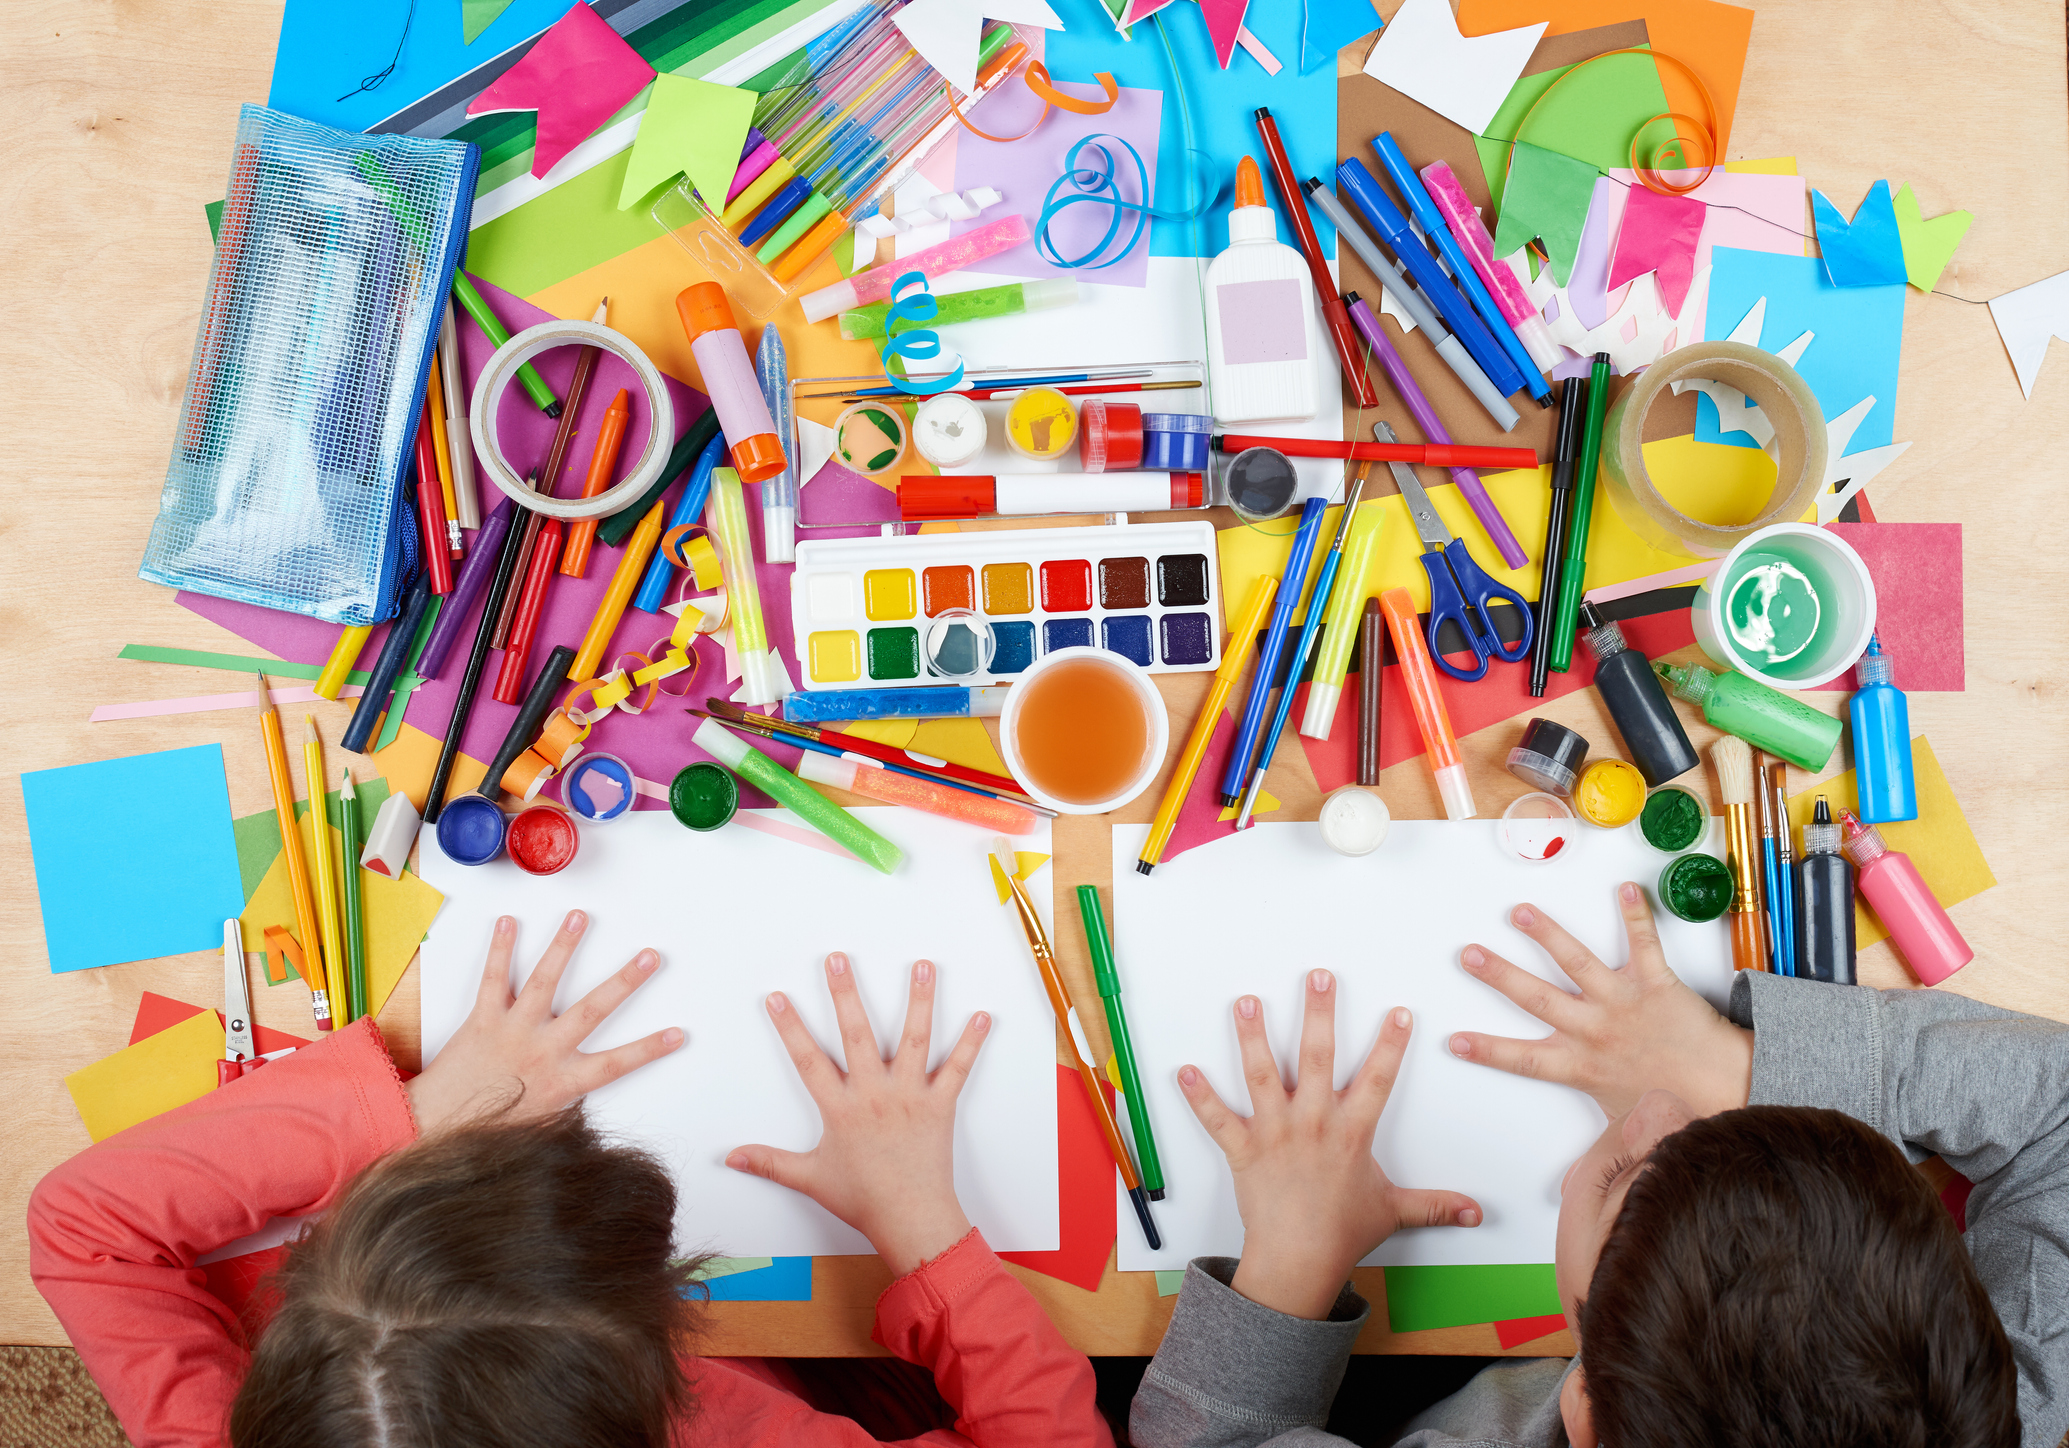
[1346,295,1527,569]
[799,213,1032,324]
[1419,162,1565,373]
[1840,811,1974,985]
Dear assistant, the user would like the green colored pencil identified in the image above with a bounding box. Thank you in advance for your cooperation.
[338,770,368,1024]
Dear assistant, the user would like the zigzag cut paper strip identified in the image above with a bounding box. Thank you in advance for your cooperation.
[1810,180,1907,288]
[467,5,656,180]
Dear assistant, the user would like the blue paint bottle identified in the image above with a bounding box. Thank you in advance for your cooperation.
[1850,634,1916,823]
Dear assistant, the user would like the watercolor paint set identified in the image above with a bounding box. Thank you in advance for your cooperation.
[789,520,1222,689]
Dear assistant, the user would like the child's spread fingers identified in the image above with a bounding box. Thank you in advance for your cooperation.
[1233,996,1285,1112]
[932,1010,990,1095]
[1460,944,1585,1030]
[1294,969,1338,1103]
[475,915,517,1012]
[579,1026,685,1094]
[552,950,660,1046]
[723,1143,811,1194]
[1348,1007,1413,1127]
[1391,1187,1483,1232]
[893,959,937,1078]
[766,990,843,1100]
[822,952,883,1073]
[516,908,587,1019]
[1177,1065,1245,1154]
[1617,882,1670,980]
[1509,904,1613,991]
[1447,1030,1567,1086]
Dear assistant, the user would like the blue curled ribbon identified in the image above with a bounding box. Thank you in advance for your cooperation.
[1033,133,1220,271]
[878,270,965,396]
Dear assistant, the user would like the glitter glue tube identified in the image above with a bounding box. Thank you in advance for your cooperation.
[693,718,904,874]
[1299,502,1386,740]
[1654,661,1843,773]
[795,750,1038,834]
[1840,811,1973,985]
[1380,587,1474,820]
[1417,159,1563,372]
[704,467,783,707]
[799,213,1032,324]
[675,283,785,484]
[839,278,1079,341]
[755,324,798,563]
[1344,295,1527,569]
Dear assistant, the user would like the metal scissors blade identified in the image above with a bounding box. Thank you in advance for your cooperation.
[223,919,254,1065]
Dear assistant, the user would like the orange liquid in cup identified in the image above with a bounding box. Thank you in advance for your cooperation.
[1011,656,1152,806]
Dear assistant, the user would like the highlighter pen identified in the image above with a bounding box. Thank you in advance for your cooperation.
[1334,159,1528,402]
[1078,885,1164,1199]
[1220,498,1330,807]
[1380,588,1474,820]
[633,431,727,616]
[1342,295,1527,569]
[756,324,800,563]
[1299,500,1384,740]
[1139,576,1278,873]
[1301,179,1520,432]
[452,271,560,416]
[783,685,1011,723]
[1252,109,1379,409]
[1529,378,1587,697]
[1417,160,1563,373]
[1548,352,1614,673]
[693,717,904,874]
[1372,134,1550,406]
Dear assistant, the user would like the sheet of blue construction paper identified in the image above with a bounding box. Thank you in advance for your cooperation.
[270,0,569,133]
[1697,249,1906,453]
[1046,0,1339,259]
[22,745,246,974]
[1811,180,1907,288]
[1300,0,1383,74]
[697,1255,813,1301]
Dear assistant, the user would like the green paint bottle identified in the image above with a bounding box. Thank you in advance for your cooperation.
[1652,660,1843,772]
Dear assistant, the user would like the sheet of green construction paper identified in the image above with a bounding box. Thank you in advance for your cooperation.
[467,151,664,300]
[464,0,519,45]
[234,779,397,904]
[1382,1263,1562,1333]
[118,644,374,684]
[1475,48,1669,213]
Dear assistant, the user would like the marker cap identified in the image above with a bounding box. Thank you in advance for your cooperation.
[727,430,787,485]
[1434,762,1477,821]
[900,475,996,520]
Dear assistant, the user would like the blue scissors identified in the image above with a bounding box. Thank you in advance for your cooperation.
[1376,422,1533,682]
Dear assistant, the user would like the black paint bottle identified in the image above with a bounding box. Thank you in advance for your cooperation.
[1797,796,1857,985]
[1579,602,1698,786]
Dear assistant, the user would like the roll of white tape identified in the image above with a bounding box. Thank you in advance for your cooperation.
[1600,340,1829,558]
[468,320,676,521]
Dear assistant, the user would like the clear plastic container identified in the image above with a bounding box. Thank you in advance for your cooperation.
[1500,792,1578,863]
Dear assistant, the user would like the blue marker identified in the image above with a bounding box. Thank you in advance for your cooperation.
[632,432,727,615]
[1218,497,1329,807]
[1372,134,1551,407]
[1334,158,1528,401]
[738,176,813,248]
[785,685,1011,722]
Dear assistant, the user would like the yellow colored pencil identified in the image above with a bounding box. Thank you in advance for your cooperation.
[568,500,665,681]
[426,357,461,557]
[257,678,330,1031]
[1136,576,1280,873]
[313,624,372,700]
[302,717,349,1027]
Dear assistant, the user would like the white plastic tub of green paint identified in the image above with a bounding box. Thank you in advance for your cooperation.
[1692,523,1876,689]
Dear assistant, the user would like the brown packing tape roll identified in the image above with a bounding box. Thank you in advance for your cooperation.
[1600,341,1829,558]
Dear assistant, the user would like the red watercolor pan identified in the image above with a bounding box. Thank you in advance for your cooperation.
[507,804,580,876]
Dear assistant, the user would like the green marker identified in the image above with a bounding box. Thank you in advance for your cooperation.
[1076,885,1163,1200]
[1548,350,1614,673]
[692,718,903,874]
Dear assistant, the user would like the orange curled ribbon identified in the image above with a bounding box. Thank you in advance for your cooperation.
[948,38,1119,145]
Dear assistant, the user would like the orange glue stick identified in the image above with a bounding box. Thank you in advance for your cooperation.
[676,283,785,485]
[1380,587,1474,820]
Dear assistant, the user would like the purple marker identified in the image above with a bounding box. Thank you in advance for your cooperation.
[418,497,514,679]
[1345,293,1527,570]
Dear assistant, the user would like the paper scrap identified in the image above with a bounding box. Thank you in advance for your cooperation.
[895,0,1062,94]
[1491,141,1597,287]
[1809,524,1963,692]
[1811,180,1907,288]
[1987,268,2069,400]
[999,1066,1120,1291]
[235,779,396,904]
[1472,48,1669,214]
[1383,1262,1561,1333]
[1608,184,1705,316]
[1495,1313,1569,1348]
[466,5,656,180]
[906,718,1009,776]
[130,992,311,1057]
[64,1011,228,1143]
[688,1256,775,1281]
[1784,737,1994,953]
[462,0,518,44]
[1155,1269,1187,1296]
[1122,0,1254,71]
[1362,0,1545,136]
[1890,183,1973,293]
[988,850,1052,904]
[617,72,757,211]
[699,1256,813,1301]
[24,745,245,974]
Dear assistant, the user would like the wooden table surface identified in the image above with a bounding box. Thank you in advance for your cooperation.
[3,0,2066,1358]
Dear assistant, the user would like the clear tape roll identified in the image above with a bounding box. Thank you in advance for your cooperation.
[469,320,676,520]
[1600,340,1829,559]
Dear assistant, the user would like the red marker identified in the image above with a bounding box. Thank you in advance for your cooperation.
[1214,434,1538,470]
[1252,107,1379,410]
[413,400,453,594]
[900,472,1204,522]
[494,516,563,705]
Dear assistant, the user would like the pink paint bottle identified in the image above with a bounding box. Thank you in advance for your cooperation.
[1840,811,1973,984]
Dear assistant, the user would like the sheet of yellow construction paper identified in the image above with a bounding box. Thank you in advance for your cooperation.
[988,850,1051,904]
[908,718,1010,776]
[1784,737,1995,949]
[1725,157,1797,175]
[1218,786,1280,821]
[64,1010,226,1142]
[241,809,445,1018]
[1643,434,1785,529]
[373,724,486,814]
[840,719,921,749]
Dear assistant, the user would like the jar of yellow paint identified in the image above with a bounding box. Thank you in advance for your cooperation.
[1004,387,1077,461]
[1574,757,1646,829]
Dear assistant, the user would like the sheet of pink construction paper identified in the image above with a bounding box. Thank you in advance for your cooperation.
[1607,185,1705,316]
[1602,168,1806,343]
[467,3,655,178]
[1810,523,1964,692]
[950,80,1163,289]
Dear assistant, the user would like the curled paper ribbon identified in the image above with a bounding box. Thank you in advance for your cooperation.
[1033,133,1216,271]
[1507,48,1720,202]
[640,635,704,697]
[879,272,965,396]
[950,56,1120,144]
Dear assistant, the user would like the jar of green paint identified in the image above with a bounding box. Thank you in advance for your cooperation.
[1638,783,1708,855]
[1658,853,1733,923]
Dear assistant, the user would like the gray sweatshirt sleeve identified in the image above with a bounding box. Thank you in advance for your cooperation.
[1729,973,2069,1448]
[1129,1258,1367,1448]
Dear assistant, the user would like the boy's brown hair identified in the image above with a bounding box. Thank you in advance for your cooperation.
[1579,1104,2019,1447]
[231,1108,705,1448]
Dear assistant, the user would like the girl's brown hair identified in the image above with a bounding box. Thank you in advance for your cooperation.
[230,1108,706,1448]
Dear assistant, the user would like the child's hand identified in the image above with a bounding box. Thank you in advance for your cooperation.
[727,954,988,1278]
[1447,884,1754,1119]
[408,911,683,1135]
[1179,970,1481,1321]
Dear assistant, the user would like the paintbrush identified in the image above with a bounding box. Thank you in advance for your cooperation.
[1714,737,1767,973]
[1754,750,1779,971]
[700,697,1026,797]
[1769,762,1796,978]
[990,837,1161,1252]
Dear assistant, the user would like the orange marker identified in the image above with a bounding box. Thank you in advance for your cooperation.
[1379,588,1474,820]
[560,388,630,578]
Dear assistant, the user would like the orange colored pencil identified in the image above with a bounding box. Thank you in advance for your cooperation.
[255,675,331,1031]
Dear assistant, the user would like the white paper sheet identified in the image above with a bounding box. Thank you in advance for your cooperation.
[421,809,1059,1258]
[1361,0,1546,138]
[1108,819,1733,1271]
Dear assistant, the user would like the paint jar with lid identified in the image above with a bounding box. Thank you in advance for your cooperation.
[560,752,638,825]
[507,805,580,876]
[1142,413,1212,470]
[1506,717,1589,797]
[1318,785,1390,856]
[1005,387,1078,461]
[1659,852,1733,923]
[832,401,908,476]
[1222,446,1299,522]
[668,761,739,832]
[912,391,987,468]
[1574,757,1646,829]
[1500,792,1577,863]
[1079,400,1145,473]
[1637,782,1708,855]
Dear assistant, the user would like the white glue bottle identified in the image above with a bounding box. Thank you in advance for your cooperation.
[1203,155,1321,424]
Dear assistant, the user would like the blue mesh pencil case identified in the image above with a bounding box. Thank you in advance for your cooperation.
[141,105,479,625]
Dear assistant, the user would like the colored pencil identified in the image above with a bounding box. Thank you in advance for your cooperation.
[303,719,350,1029]
[702,698,1025,796]
[256,678,331,1031]
[338,769,366,1023]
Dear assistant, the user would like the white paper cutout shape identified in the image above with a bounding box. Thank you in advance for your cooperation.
[1362,0,1546,136]
[894,0,1062,94]
[1987,268,2069,399]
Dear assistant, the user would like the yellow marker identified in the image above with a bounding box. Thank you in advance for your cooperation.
[569,500,666,682]
[313,624,373,700]
[1137,575,1280,873]
[301,717,349,1026]
[721,156,797,229]
[426,357,460,554]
